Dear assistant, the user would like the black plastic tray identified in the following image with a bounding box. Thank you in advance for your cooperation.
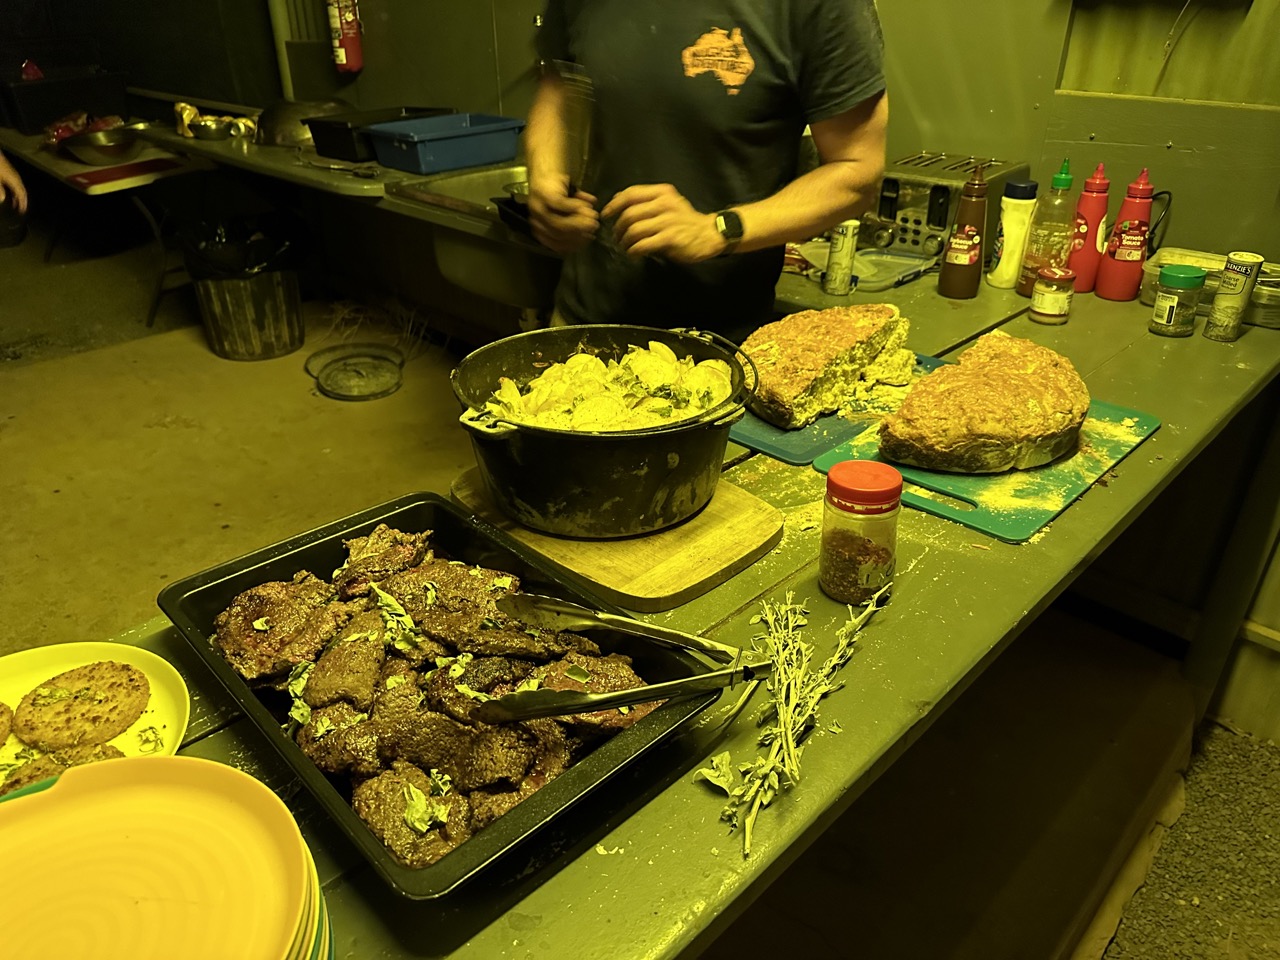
[156,492,719,899]
[303,106,453,162]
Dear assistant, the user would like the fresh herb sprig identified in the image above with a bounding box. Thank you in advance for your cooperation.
[695,586,886,856]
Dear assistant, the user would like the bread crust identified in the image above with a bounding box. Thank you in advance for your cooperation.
[878,331,1091,473]
[742,303,905,429]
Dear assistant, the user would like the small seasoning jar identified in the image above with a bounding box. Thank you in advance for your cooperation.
[1148,264,1207,337]
[818,460,902,606]
[1029,267,1075,325]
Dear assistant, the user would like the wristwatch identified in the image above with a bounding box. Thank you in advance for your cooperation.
[714,209,744,257]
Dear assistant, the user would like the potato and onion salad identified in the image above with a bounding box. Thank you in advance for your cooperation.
[484,341,734,431]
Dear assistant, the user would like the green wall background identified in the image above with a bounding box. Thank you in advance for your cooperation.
[44,1,1277,269]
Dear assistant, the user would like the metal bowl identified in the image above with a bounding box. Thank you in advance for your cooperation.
[254,98,352,147]
[61,128,143,166]
[503,180,530,206]
[189,117,232,141]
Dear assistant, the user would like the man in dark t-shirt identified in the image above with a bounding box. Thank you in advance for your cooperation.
[526,0,888,340]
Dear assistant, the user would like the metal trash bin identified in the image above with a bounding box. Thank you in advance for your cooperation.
[194,271,303,361]
[180,216,304,361]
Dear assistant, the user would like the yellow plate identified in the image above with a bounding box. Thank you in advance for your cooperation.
[0,641,190,768]
[0,755,309,960]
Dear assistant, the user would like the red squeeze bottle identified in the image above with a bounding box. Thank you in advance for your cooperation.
[1067,163,1110,293]
[1095,168,1153,301]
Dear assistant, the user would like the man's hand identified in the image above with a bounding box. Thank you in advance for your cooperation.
[0,152,28,215]
[602,184,725,264]
[528,172,599,255]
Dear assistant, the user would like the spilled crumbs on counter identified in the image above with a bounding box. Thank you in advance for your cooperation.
[906,414,1147,518]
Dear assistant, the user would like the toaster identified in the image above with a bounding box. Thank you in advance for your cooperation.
[864,152,1032,261]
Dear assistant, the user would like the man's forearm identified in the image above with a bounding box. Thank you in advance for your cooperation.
[732,159,882,255]
[729,90,888,255]
[524,73,569,181]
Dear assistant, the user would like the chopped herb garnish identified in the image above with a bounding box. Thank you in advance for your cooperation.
[372,584,423,652]
[137,726,164,754]
[252,617,271,631]
[285,662,313,727]
[446,653,473,679]
[515,676,542,693]
[427,769,452,796]
[480,616,501,630]
[564,664,592,684]
[311,716,336,739]
[289,699,312,726]
[286,662,313,699]
[385,675,407,689]
[403,782,450,833]
[455,683,492,702]
[489,575,514,593]
[30,686,71,707]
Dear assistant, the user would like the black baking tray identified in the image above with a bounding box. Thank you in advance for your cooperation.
[156,492,719,899]
[304,106,454,162]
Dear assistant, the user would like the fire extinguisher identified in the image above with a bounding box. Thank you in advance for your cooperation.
[327,0,363,73]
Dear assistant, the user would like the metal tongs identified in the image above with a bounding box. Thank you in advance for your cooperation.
[468,594,771,724]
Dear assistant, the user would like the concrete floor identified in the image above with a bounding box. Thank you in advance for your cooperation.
[0,187,475,655]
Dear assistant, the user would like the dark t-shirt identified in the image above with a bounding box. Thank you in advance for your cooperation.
[536,0,885,337]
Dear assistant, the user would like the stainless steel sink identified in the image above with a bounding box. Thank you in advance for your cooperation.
[386,162,560,310]
[405,162,528,217]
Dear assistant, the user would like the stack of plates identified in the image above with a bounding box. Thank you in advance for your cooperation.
[0,756,332,960]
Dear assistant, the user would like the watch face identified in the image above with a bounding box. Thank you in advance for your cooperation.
[717,210,743,243]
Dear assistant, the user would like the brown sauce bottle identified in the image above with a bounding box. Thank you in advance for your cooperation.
[937,164,989,300]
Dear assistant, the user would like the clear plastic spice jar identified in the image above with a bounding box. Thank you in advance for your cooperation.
[1149,264,1207,337]
[818,460,902,605]
[1029,266,1075,325]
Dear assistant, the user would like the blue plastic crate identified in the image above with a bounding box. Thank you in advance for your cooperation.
[362,113,525,175]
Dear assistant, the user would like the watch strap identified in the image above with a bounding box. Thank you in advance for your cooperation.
[714,209,744,256]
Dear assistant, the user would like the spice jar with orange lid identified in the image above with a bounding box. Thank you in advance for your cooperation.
[818,460,902,605]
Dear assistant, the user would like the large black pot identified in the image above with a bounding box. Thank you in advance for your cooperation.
[451,325,754,539]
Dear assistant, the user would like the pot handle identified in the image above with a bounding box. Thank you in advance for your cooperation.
[671,327,760,401]
[710,406,746,428]
[459,407,518,438]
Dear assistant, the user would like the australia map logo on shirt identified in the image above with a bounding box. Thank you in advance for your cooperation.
[681,27,755,95]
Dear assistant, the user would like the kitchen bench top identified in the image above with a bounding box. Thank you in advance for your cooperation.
[108,295,1280,959]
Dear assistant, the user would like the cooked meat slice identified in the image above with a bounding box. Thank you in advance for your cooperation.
[371,667,426,726]
[0,701,11,744]
[536,651,660,732]
[295,702,382,777]
[0,743,125,797]
[461,723,540,791]
[352,760,472,868]
[455,622,601,660]
[53,743,127,764]
[303,611,387,711]
[334,525,432,600]
[378,706,536,791]
[0,755,65,796]
[13,661,150,752]
[423,655,537,724]
[469,718,571,828]
[213,571,355,681]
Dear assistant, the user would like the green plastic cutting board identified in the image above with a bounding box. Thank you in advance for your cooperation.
[812,400,1162,543]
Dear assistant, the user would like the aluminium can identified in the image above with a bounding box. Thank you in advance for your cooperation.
[1203,251,1265,342]
[821,219,860,296]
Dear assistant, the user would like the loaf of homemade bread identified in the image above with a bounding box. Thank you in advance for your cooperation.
[878,331,1091,473]
[741,303,914,429]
